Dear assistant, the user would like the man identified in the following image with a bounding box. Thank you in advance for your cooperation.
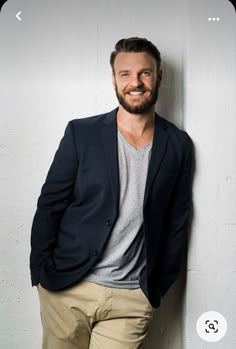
[30,37,194,349]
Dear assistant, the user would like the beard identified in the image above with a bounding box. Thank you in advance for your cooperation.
[114,81,159,114]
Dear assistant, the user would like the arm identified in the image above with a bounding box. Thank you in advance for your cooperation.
[30,121,79,286]
[159,136,194,298]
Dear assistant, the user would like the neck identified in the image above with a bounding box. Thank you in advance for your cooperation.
[116,105,155,136]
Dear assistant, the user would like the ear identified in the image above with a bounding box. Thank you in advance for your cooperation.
[112,73,115,89]
[157,69,162,87]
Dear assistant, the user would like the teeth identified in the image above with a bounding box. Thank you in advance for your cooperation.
[129,91,143,95]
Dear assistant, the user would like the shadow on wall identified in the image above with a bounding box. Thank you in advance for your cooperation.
[155,58,184,129]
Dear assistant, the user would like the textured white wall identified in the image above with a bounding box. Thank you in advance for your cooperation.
[0,0,235,348]
[183,1,236,348]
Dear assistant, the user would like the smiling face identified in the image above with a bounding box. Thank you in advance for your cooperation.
[112,51,162,114]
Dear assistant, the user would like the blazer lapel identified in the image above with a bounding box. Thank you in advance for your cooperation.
[100,108,169,211]
[100,108,120,210]
[143,114,169,208]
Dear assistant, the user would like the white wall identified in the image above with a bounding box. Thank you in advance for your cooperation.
[0,0,235,348]
[183,1,236,348]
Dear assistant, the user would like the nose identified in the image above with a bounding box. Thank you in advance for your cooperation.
[130,74,143,88]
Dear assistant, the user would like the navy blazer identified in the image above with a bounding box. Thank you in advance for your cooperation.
[30,107,194,308]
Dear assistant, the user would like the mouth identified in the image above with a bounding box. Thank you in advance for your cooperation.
[126,91,146,96]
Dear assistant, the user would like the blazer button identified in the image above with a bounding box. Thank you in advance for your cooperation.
[106,220,112,227]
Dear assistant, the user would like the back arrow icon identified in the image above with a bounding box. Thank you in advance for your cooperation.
[16,11,22,21]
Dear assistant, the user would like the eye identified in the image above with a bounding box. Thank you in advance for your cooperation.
[142,71,151,76]
[120,72,129,77]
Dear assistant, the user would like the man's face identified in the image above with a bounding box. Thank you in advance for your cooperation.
[112,51,162,114]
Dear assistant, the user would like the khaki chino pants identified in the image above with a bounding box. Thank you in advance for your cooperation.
[38,280,154,349]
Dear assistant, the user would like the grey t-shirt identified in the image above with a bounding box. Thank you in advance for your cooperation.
[83,129,153,288]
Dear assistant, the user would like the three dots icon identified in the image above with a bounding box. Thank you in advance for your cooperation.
[208,17,220,21]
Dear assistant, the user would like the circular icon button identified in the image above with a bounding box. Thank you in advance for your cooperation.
[196,311,227,342]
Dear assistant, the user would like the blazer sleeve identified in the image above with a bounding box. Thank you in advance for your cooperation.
[30,121,79,286]
[159,135,194,298]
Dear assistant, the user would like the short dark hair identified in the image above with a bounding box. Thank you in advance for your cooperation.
[110,37,161,73]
